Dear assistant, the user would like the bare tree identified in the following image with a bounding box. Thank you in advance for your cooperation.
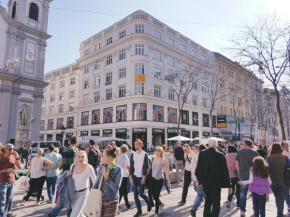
[228,13,290,140]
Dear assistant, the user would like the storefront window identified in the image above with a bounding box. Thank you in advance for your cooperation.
[153,105,164,122]
[47,119,53,130]
[168,108,177,123]
[67,117,74,129]
[116,105,127,122]
[181,110,189,124]
[92,109,100,124]
[103,107,113,123]
[133,103,147,121]
[56,118,64,129]
[81,111,89,125]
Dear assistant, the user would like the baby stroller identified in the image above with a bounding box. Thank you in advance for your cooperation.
[19,171,45,201]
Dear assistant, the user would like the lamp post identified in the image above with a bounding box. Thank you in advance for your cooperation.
[60,125,66,145]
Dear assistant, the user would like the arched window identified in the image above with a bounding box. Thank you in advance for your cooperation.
[29,3,39,21]
[11,2,16,18]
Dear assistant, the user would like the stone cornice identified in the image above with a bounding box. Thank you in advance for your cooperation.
[0,6,51,40]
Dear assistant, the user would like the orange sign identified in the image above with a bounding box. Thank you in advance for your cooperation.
[135,75,145,82]
[217,123,227,128]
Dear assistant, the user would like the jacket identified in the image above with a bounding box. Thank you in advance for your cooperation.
[129,151,149,177]
[56,171,76,209]
[266,154,289,181]
[195,148,231,188]
[94,164,122,201]
[248,169,270,194]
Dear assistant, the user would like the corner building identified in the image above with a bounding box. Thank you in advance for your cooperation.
[41,10,219,149]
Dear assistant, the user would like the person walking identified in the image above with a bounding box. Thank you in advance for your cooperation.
[178,144,194,206]
[281,141,290,214]
[0,144,22,217]
[21,148,53,205]
[225,146,240,209]
[190,144,207,217]
[257,144,267,159]
[66,150,96,217]
[174,142,184,184]
[162,144,172,194]
[22,145,30,169]
[44,145,62,203]
[238,156,271,217]
[117,144,131,210]
[266,142,290,217]
[127,144,134,160]
[88,139,100,173]
[129,139,151,217]
[195,138,232,217]
[94,146,122,217]
[236,139,258,217]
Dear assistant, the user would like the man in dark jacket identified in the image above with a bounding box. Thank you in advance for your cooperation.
[195,137,231,217]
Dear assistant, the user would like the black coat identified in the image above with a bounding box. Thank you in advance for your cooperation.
[195,148,231,188]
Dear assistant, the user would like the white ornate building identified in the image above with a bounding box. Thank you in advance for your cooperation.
[0,0,53,146]
[40,10,219,149]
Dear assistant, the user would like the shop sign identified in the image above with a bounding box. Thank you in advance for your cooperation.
[103,129,112,134]
[116,128,127,134]
[133,128,147,133]
[80,131,88,136]
[217,115,227,128]
[152,128,165,134]
[203,132,210,137]
[91,130,100,136]
[135,74,145,82]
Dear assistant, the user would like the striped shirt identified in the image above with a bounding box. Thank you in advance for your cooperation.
[62,147,76,171]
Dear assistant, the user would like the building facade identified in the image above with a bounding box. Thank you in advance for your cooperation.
[40,10,219,149]
[0,0,52,146]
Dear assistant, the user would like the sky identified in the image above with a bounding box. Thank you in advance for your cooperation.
[1,0,290,73]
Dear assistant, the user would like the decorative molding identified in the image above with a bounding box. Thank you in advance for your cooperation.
[33,94,44,99]
[0,87,12,93]
[19,97,33,103]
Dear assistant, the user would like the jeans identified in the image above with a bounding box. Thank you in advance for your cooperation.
[192,181,206,211]
[203,185,221,217]
[164,173,170,193]
[24,176,46,201]
[175,160,184,183]
[50,205,72,217]
[132,176,150,214]
[271,180,288,217]
[252,193,266,217]
[151,177,164,214]
[70,190,88,217]
[228,177,240,207]
[0,182,14,216]
[239,179,249,212]
[119,177,130,208]
[46,176,57,201]
[181,170,191,202]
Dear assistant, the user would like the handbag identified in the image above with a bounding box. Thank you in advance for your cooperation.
[18,174,30,191]
[284,156,290,187]
[82,174,103,217]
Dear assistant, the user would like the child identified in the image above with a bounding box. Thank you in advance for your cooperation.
[238,156,271,217]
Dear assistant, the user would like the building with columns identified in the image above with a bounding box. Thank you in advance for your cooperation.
[40,10,219,149]
[0,0,53,146]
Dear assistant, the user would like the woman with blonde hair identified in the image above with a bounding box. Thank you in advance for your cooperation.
[150,146,171,217]
[21,148,53,205]
[66,150,96,216]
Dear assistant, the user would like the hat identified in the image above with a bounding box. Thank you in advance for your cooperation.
[5,143,14,150]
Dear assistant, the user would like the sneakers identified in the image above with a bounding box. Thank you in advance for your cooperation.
[36,201,41,205]
[240,211,245,217]
[226,201,231,209]
[133,212,142,217]
[159,203,165,213]
[20,201,26,206]
[126,205,132,210]
[47,200,52,204]
[190,209,196,217]
[178,201,186,206]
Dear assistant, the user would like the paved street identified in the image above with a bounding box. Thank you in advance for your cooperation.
[12,177,289,217]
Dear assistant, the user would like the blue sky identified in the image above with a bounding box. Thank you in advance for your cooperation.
[2,0,290,73]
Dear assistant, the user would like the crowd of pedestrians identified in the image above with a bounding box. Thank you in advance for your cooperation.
[1,137,290,217]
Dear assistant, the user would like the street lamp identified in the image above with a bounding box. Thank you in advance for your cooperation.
[60,125,66,134]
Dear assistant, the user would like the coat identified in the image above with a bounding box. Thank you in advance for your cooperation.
[56,171,76,209]
[195,148,231,188]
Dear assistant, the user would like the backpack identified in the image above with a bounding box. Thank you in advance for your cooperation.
[88,148,99,168]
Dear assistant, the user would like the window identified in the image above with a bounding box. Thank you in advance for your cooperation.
[180,45,186,52]
[202,98,207,108]
[201,85,207,93]
[84,49,90,56]
[69,103,74,112]
[168,38,174,46]
[53,71,60,77]
[180,63,186,70]
[43,87,47,93]
[193,95,198,106]
[106,37,113,45]
[154,85,161,98]
[94,92,100,103]
[181,94,185,103]
[135,64,144,74]
[59,92,65,101]
[119,85,126,98]
[84,94,89,105]
[167,56,174,66]
[154,68,161,79]
[84,80,89,89]
[51,83,55,90]
[169,89,175,101]
[41,108,45,115]
[191,50,196,57]
[200,55,206,61]
[12,2,16,19]
[84,65,90,73]
[119,30,126,39]
[69,91,75,99]
[50,95,55,102]
[135,44,144,55]
[106,55,112,65]
[94,60,100,70]
[105,72,112,85]
[119,49,126,60]
[119,68,126,78]
[29,3,39,21]
[106,89,112,100]
[60,80,65,88]
[96,43,101,50]
[154,30,161,39]
[42,98,46,104]
[154,49,161,61]
[59,104,64,113]
[49,106,54,114]
[193,83,198,91]
[70,78,75,85]
[135,25,144,33]
[94,76,100,88]
[135,82,144,95]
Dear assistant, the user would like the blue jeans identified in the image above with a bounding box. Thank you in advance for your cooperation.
[164,173,170,193]
[287,189,290,209]
[239,181,249,212]
[192,181,206,210]
[132,176,150,214]
[49,205,72,217]
[46,176,57,201]
[252,193,266,217]
[271,180,288,217]
[0,182,14,216]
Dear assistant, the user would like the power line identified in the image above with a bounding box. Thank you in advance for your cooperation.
[0,1,237,28]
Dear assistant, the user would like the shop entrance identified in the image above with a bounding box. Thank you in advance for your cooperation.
[132,128,147,151]
[116,128,127,147]
[152,128,165,147]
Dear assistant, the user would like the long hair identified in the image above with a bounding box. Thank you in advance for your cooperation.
[270,143,283,155]
[252,156,269,179]
[154,146,164,159]
[75,150,88,164]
